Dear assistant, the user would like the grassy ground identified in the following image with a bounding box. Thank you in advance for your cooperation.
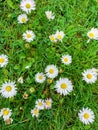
[0,0,98,130]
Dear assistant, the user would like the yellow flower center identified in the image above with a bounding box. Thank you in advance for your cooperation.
[27,34,31,38]
[49,69,54,74]
[89,32,95,38]
[61,83,67,89]
[38,75,43,80]
[6,86,12,92]
[57,34,62,39]
[46,101,51,106]
[86,74,92,79]
[0,58,5,63]
[25,3,31,9]
[3,110,9,116]
[21,17,26,23]
[84,113,89,119]
[64,57,68,62]
[50,36,55,41]
[38,102,43,106]
[34,109,39,115]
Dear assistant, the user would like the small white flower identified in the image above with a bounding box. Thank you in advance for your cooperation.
[78,108,95,125]
[45,11,55,20]
[87,28,98,40]
[61,54,72,65]
[35,72,46,83]
[17,14,28,23]
[45,98,52,109]
[55,78,73,96]
[23,30,35,43]
[18,77,23,84]
[45,65,58,79]
[49,34,57,43]
[20,0,36,14]
[0,108,12,120]
[4,118,13,125]
[0,54,8,68]
[0,81,17,98]
[82,68,97,84]
[31,108,39,117]
[35,99,45,110]
[55,30,65,42]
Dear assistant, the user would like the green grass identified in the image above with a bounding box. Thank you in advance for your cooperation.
[0,0,98,129]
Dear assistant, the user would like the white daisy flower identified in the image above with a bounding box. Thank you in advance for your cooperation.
[0,108,12,120]
[35,99,45,110]
[55,78,73,96]
[49,34,57,43]
[0,81,17,98]
[82,68,97,84]
[55,30,65,42]
[18,77,23,84]
[45,65,58,79]
[35,72,46,83]
[45,98,52,109]
[20,0,36,14]
[31,108,39,117]
[61,54,72,65]
[23,30,35,43]
[0,54,8,68]
[45,11,55,20]
[78,108,95,125]
[87,28,98,40]
[17,14,28,24]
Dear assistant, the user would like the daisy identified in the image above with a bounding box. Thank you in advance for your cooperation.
[87,28,98,40]
[82,68,97,84]
[55,78,73,96]
[17,14,28,23]
[23,30,35,43]
[22,92,28,99]
[20,0,36,14]
[78,108,95,125]
[49,34,57,43]
[45,11,55,20]
[0,81,17,98]
[31,108,39,117]
[29,87,35,93]
[35,72,46,83]
[45,65,58,79]
[0,108,12,120]
[61,54,72,65]
[4,118,13,125]
[0,54,8,68]
[18,77,23,84]
[55,30,65,42]
[35,99,45,110]
[45,98,52,109]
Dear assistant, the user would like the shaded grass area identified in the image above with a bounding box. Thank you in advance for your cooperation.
[0,0,98,129]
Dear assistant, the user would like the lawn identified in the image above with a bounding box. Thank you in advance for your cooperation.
[0,0,98,130]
